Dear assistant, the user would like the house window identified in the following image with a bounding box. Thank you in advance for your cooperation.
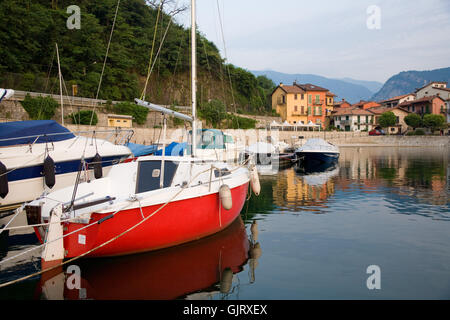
[301,94,304,100]
[357,115,360,123]
[315,95,320,103]
[308,106,312,115]
[294,106,298,112]
[346,116,349,120]
[282,95,286,104]
[308,95,312,104]
[301,106,304,114]
[295,94,298,100]
[365,115,368,123]
[396,116,399,124]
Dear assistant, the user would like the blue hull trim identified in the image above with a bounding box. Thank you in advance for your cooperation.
[6,155,125,183]
[296,152,339,164]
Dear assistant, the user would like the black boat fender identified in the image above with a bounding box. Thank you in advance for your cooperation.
[93,153,103,179]
[43,156,56,188]
[0,161,9,198]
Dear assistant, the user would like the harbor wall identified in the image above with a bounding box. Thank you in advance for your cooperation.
[64,125,450,147]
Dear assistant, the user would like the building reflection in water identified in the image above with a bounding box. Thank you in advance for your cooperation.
[36,216,263,300]
[337,147,449,207]
[272,163,339,213]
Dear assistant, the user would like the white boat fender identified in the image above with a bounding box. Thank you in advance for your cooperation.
[250,220,258,241]
[249,165,260,196]
[0,161,8,198]
[249,242,262,259]
[43,156,55,189]
[92,153,103,179]
[220,267,233,294]
[219,184,232,210]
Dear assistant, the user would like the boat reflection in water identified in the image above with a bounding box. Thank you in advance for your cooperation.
[295,162,340,187]
[36,217,262,300]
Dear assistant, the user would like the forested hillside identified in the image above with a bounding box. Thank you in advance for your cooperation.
[0,0,274,114]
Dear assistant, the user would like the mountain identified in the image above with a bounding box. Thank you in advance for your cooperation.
[371,67,450,101]
[338,77,383,93]
[251,70,380,104]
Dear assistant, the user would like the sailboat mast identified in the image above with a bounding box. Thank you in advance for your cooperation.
[191,0,197,157]
[56,43,64,126]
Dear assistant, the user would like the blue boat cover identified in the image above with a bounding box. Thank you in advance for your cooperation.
[0,120,75,146]
[125,142,158,157]
[155,142,187,156]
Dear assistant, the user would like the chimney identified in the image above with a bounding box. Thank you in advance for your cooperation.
[280,82,283,87]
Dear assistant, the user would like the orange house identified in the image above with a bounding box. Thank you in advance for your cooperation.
[294,83,329,128]
[352,100,381,110]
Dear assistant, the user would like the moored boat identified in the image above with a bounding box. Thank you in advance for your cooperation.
[0,120,132,215]
[295,138,339,164]
[20,0,256,268]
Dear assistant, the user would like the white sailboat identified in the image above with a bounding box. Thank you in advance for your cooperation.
[22,0,259,269]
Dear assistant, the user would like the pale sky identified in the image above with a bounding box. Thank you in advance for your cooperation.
[174,0,450,83]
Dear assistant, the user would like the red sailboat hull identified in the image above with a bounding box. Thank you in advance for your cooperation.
[61,217,249,300]
[61,182,249,258]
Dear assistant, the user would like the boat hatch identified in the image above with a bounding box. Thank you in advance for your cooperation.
[135,160,179,193]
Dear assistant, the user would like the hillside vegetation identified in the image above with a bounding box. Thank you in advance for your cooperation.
[0,0,274,116]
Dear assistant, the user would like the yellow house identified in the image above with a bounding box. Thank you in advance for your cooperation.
[107,114,133,128]
[271,83,308,125]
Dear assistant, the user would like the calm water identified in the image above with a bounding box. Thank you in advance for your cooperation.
[0,146,449,299]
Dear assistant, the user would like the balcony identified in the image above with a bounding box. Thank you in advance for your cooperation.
[312,99,324,106]
[339,120,352,126]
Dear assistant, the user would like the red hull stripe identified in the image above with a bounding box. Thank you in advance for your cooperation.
[63,182,249,258]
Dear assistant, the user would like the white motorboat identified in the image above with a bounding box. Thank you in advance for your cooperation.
[295,138,340,164]
[0,120,132,215]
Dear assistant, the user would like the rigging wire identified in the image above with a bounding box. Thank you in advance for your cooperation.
[141,0,163,100]
[89,0,121,127]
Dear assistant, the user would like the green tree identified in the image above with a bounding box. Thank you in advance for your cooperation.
[423,114,446,133]
[21,94,58,120]
[198,99,226,128]
[404,113,422,129]
[378,111,397,129]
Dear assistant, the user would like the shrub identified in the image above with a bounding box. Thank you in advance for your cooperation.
[68,110,98,125]
[414,129,425,135]
[21,94,58,120]
[226,114,256,129]
[111,101,148,125]
[198,99,227,128]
